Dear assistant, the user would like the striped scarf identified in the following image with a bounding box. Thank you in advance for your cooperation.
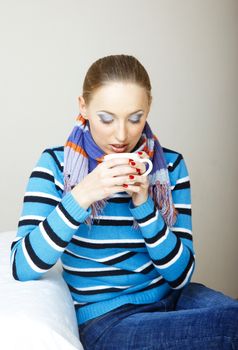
[63,114,178,228]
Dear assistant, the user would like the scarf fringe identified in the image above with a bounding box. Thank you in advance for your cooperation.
[85,199,108,228]
[149,181,178,228]
[63,174,72,196]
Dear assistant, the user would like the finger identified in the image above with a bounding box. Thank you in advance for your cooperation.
[108,165,138,178]
[101,173,139,187]
[126,174,147,183]
[123,175,149,187]
[103,173,146,190]
[129,159,146,175]
[121,184,141,192]
[135,152,151,174]
[110,184,140,194]
[103,157,133,169]
[123,188,133,196]
[136,151,150,159]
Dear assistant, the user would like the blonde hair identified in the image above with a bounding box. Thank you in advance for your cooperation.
[82,54,152,106]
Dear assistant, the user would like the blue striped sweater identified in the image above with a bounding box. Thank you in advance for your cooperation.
[10,146,195,325]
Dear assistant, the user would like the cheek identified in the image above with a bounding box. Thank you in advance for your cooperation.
[90,121,112,139]
[129,124,145,137]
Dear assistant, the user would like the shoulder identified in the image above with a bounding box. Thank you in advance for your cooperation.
[36,146,64,177]
[162,146,190,187]
[162,146,183,168]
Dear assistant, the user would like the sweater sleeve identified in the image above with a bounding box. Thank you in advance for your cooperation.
[10,148,91,282]
[129,153,195,290]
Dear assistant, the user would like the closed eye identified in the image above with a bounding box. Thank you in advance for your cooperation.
[98,113,143,124]
[129,115,142,123]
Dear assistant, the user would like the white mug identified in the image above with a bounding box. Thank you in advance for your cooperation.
[104,152,153,176]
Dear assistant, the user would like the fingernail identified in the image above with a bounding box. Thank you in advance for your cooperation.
[129,158,134,162]
[137,152,143,155]
[129,175,134,179]
[130,161,136,166]
[136,168,141,174]
[123,184,128,188]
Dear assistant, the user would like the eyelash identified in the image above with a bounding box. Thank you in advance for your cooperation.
[100,117,141,124]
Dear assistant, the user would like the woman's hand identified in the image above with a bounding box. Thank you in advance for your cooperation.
[123,151,150,207]
[71,157,139,210]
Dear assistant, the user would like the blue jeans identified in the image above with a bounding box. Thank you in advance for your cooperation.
[78,282,238,349]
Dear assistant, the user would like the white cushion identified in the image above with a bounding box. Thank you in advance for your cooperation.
[0,230,84,350]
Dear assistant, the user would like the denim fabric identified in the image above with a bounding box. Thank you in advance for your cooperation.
[78,282,238,350]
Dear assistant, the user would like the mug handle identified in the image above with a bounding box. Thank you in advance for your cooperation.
[139,159,153,176]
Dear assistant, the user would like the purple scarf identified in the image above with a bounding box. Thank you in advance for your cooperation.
[62,114,178,228]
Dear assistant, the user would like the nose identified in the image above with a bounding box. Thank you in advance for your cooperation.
[115,122,127,143]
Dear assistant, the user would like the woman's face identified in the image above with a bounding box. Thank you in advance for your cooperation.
[79,82,151,154]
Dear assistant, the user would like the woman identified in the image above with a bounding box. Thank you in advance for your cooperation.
[11,55,238,349]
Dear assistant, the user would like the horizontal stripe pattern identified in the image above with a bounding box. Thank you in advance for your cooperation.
[10,145,194,325]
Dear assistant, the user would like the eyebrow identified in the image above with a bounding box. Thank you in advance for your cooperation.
[97,110,144,117]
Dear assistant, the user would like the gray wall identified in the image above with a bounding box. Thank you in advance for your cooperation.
[0,0,237,298]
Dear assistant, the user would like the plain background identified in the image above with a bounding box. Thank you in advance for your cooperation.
[0,0,237,298]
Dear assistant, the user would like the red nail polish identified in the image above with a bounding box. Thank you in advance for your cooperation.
[129,175,134,179]
[136,168,141,174]
[123,184,128,188]
[129,158,134,162]
[138,152,143,155]
[130,161,136,166]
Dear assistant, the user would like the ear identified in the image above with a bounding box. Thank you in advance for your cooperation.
[78,96,88,119]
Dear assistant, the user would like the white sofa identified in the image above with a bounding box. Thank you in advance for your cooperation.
[0,230,84,350]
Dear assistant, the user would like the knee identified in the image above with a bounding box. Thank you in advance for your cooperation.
[219,304,238,339]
